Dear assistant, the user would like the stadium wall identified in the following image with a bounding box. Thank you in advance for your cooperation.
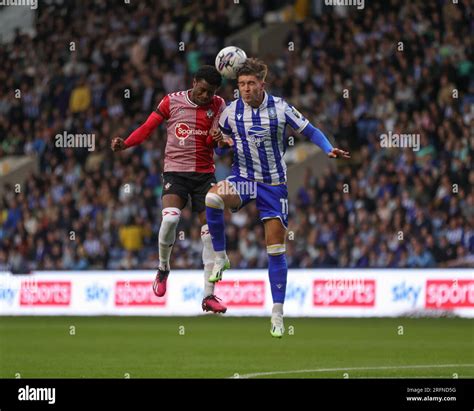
[0,270,472,317]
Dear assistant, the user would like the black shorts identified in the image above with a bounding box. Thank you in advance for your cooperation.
[161,172,216,213]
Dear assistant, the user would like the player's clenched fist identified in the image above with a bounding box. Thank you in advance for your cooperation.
[209,128,223,144]
[111,137,127,152]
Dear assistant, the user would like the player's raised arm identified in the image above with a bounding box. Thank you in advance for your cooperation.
[301,123,350,159]
[284,101,350,159]
[110,95,169,151]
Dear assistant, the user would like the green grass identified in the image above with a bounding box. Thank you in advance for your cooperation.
[0,317,472,378]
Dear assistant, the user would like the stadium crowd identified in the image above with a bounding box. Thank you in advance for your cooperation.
[0,0,472,272]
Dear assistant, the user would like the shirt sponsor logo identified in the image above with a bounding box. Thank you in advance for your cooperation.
[175,123,208,139]
[248,125,269,147]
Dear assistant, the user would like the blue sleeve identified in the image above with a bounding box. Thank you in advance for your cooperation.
[301,123,333,154]
[214,146,229,156]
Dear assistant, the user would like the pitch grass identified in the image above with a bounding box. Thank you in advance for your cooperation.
[0,317,472,378]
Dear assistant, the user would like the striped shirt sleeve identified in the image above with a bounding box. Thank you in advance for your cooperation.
[283,100,309,133]
[218,105,232,135]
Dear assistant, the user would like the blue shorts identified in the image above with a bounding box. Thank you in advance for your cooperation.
[226,175,288,228]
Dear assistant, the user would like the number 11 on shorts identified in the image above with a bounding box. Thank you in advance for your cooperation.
[280,198,288,214]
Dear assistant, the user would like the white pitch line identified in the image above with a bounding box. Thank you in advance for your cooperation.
[340,375,474,379]
[230,364,474,379]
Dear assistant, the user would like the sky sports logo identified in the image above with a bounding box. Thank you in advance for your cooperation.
[115,281,166,306]
[425,280,474,309]
[85,283,111,304]
[18,385,55,405]
[313,279,376,306]
[285,284,309,306]
[391,281,421,307]
[0,286,17,304]
[181,281,266,306]
[20,281,71,306]
[215,281,266,306]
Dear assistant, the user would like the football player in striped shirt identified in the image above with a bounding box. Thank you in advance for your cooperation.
[205,58,350,337]
[111,66,229,314]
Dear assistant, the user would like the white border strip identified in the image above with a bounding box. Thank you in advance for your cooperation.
[231,364,474,379]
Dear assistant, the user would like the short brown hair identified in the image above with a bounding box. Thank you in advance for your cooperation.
[236,58,268,82]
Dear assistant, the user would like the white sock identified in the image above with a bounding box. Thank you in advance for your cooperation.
[158,207,181,270]
[215,250,227,260]
[201,224,216,297]
[272,303,284,316]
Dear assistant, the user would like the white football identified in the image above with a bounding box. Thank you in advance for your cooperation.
[215,46,247,79]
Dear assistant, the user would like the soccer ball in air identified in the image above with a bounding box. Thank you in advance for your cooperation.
[215,46,247,79]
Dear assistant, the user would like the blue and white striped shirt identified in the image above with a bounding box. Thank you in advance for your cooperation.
[219,92,309,184]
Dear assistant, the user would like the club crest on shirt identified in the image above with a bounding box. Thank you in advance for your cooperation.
[206,109,214,119]
[268,107,277,119]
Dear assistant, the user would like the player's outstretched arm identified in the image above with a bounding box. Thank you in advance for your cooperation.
[301,123,350,159]
[111,111,164,151]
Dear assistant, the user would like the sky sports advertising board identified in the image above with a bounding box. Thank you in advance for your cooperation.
[0,270,472,317]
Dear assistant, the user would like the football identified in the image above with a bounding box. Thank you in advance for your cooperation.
[215,46,247,79]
